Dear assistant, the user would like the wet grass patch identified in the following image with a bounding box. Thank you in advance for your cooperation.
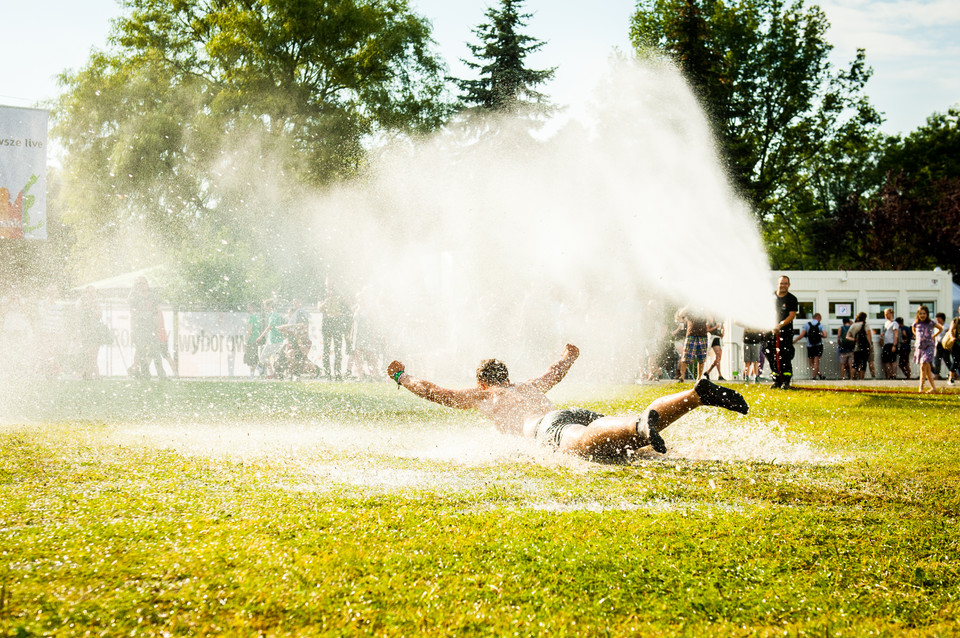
[2,380,958,635]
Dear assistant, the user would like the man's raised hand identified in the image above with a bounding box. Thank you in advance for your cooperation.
[387,360,405,378]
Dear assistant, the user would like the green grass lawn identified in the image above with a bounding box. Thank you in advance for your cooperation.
[1,380,958,636]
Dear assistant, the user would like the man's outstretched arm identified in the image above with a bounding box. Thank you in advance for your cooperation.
[387,360,487,410]
[528,344,579,392]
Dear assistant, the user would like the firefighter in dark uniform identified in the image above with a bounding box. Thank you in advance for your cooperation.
[762,275,799,389]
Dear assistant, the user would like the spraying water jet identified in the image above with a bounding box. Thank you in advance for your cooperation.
[306,56,772,383]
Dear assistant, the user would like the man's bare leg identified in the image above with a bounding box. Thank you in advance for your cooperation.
[557,379,748,458]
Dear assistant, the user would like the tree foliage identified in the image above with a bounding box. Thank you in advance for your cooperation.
[53,0,451,304]
[631,0,882,268]
[822,108,960,279]
[455,0,555,113]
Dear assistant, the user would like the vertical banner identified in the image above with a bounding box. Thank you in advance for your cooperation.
[0,105,48,239]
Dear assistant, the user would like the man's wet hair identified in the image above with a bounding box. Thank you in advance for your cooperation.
[477,359,510,386]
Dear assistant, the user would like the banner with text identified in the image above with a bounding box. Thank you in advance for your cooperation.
[175,311,249,377]
[98,309,336,377]
[0,105,47,239]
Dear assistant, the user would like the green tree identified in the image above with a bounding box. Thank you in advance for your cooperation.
[631,0,882,268]
[826,108,960,279]
[53,0,451,304]
[456,0,555,113]
[633,0,724,118]
[795,121,883,268]
[877,107,960,187]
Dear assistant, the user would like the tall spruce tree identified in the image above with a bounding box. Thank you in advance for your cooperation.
[456,0,555,113]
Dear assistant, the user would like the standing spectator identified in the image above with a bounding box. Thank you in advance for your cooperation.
[762,275,798,389]
[155,308,176,377]
[846,312,873,380]
[742,326,763,383]
[76,286,107,380]
[655,334,680,381]
[933,312,951,380]
[244,302,263,378]
[258,299,285,378]
[897,317,913,379]
[0,292,34,375]
[287,298,310,327]
[318,283,351,381]
[128,277,165,379]
[837,318,854,380]
[642,300,668,381]
[913,305,942,394]
[668,312,687,379]
[954,304,960,384]
[794,312,827,380]
[650,311,683,381]
[677,306,708,382]
[278,298,317,380]
[866,333,878,379]
[643,322,668,381]
[702,318,725,380]
[945,316,960,385]
[349,289,383,380]
[36,286,66,378]
[879,308,900,380]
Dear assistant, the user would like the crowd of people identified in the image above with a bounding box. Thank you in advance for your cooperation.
[4,274,959,392]
[0,277,178,381]
[243,284,385,382]
[0,285,114,380]
[641,276,960,393]
[0,277,387,382]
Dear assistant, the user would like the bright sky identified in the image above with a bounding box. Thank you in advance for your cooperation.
[1,0,957,137]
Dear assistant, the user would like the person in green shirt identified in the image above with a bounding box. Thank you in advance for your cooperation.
[258,300,286,378]
[244,302,264,377]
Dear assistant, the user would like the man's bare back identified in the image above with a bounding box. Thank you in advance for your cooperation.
[476,382,557,436]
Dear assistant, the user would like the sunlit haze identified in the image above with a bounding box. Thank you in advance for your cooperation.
[298,58,773,382]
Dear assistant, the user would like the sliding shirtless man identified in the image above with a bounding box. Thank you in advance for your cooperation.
[387,344,749,461]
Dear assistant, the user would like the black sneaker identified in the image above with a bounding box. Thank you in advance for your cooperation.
[695,378,749,415]
[638,409,667,453]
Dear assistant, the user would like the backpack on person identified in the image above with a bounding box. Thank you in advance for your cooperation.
[853,322,870,352]
[943,321,958,350]
[806,321,823,346]
[843,322,859,346]
[900,324,912,346]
